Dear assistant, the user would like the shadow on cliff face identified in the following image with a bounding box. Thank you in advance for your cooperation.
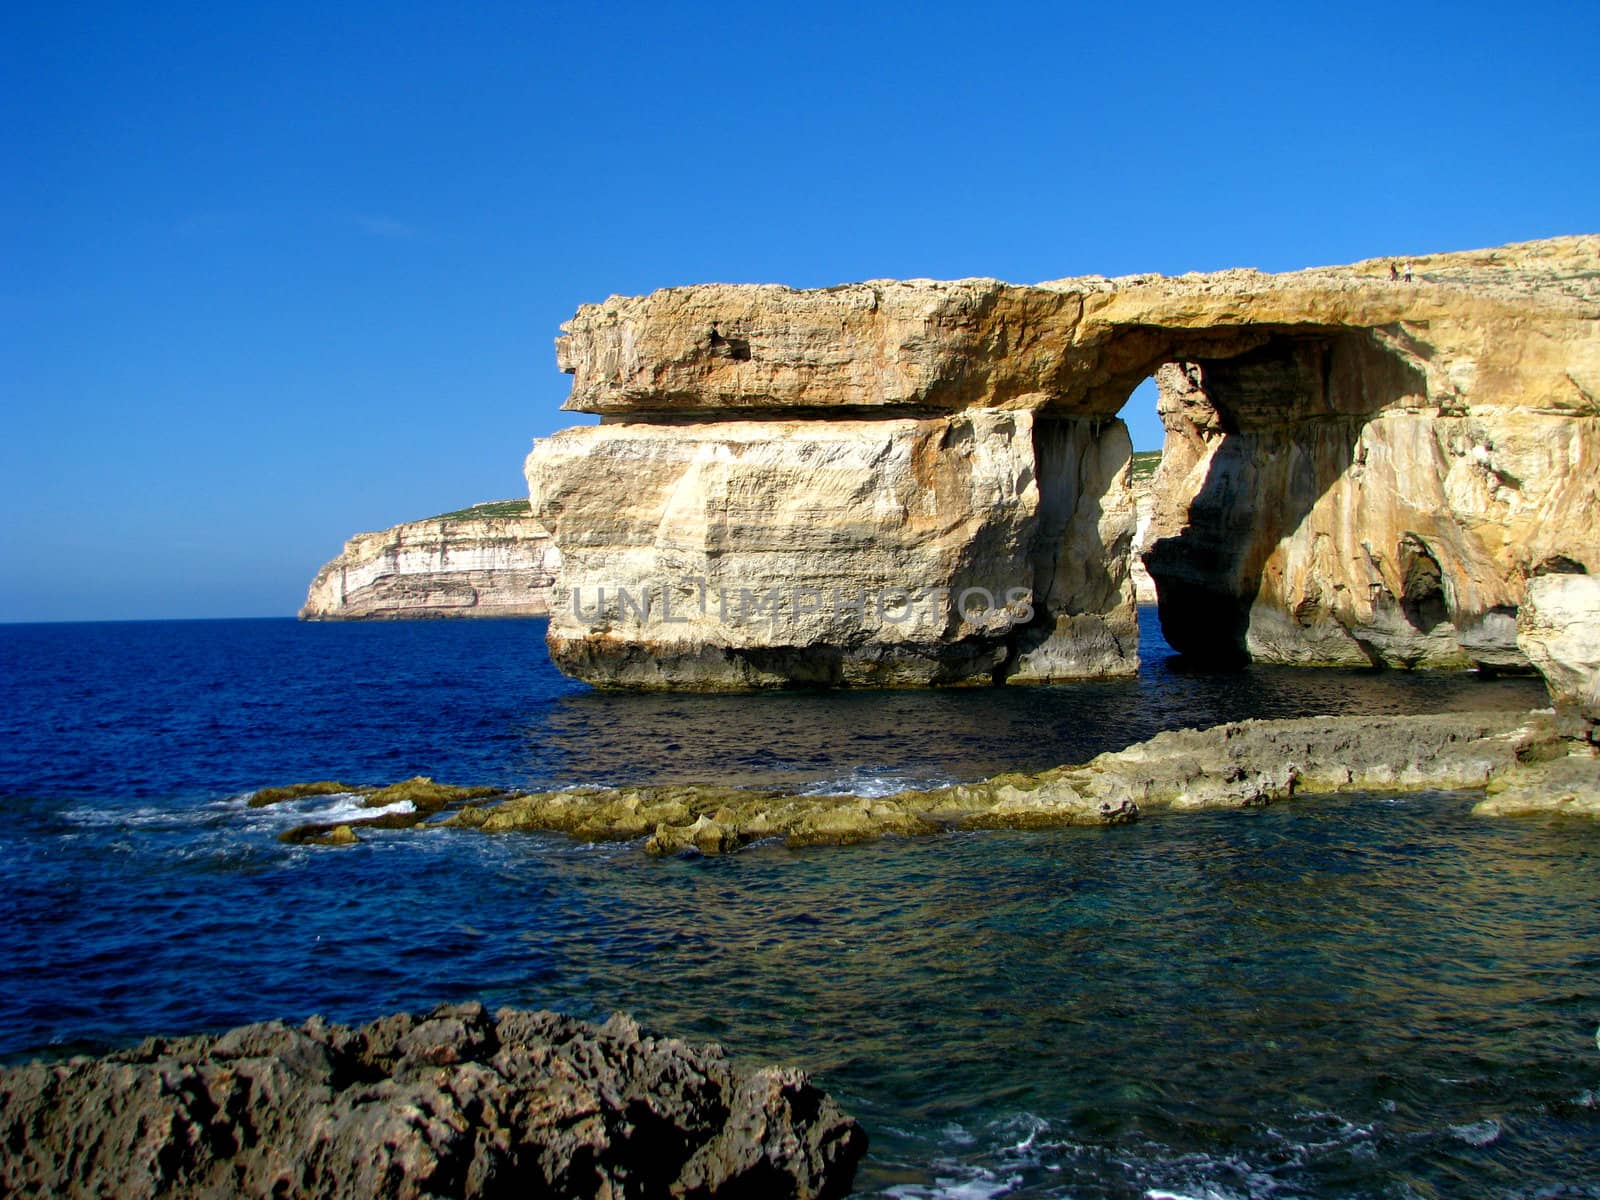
[1132,330,1428,666]
[1000,415,1138,682]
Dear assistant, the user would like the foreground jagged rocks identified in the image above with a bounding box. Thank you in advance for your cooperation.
[0,1003,866,1200]
[527,236,1600,688]
[301,503,558,620]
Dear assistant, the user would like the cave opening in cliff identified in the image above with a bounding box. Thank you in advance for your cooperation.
[1093,327,1430,669]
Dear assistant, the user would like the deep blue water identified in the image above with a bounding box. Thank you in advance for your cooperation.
[2,613,1596,1199]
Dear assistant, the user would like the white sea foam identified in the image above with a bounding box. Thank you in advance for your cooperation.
[302,796,414,823]
[993,1112,1050,1153]
[799,769,957,799]
[1101,1135,1310,1200]
[62,790,403,836]
[1448,1118,1501,1146]
[1279,1109,1375,1156]
[220,792,416,828]
[939,1122,978,1147]
[1132,1169,1254,1200]
[883,1169,1020,1200]
[64,804,195,830]
[878,1113,1053,1199]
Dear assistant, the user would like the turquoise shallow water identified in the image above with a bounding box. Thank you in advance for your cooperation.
[1,612,1595,1197]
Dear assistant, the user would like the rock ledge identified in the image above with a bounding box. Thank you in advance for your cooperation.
[257,709,1600,857]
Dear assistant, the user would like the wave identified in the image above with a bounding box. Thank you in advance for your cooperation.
[57,792,418,855]
[1447,1118,1502,1147]
[863,1105,1399,1200]
[215,792,417,827]
[798,769,958,799]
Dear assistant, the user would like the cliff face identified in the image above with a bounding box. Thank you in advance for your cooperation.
[301,508,558,620]
[1144,338,1599,669]
[1128,454,1160,604]
[528,236,1600,688]
[527,413,1134,687]
[1518,573,1600,731]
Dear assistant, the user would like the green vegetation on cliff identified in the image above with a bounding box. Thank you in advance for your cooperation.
[1130,450,1161,484]
[427,498,532,522]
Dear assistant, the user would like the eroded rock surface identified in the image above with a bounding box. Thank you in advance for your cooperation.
[529,413,1135,688]
[1078,710,1558,809]
[445,774,1138,854]
[1129,453,1160,604]
[0,1003,866,1200]
[458,711,1564,850]
[1476,749,1600,817]
[529,236,1600,688]
[1517,571,1600,734]
[302,505,558,620]
[254,709,1600,856]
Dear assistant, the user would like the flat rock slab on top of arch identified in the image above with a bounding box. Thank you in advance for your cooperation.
[554,235,1599,420]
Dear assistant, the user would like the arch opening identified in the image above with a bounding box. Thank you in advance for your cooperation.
[1087,326,1435,668]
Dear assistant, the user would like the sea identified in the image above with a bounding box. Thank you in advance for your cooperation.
[2,610,1597,1199]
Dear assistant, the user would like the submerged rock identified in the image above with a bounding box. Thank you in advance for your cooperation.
[0,1003,867,1200]
[308,822,360,846]
[247,779,356,807]
[445,775,1135,854]
[1475,749,1600,817]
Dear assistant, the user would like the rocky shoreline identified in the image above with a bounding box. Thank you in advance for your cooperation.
[254,707,1600,858]
[0,1003,866,1200]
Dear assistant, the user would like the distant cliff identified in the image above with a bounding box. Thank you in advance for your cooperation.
[1129,451,1158,605]
[300,500,559,620]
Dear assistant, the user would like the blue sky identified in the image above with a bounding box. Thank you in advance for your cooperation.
[3,0,1596,621]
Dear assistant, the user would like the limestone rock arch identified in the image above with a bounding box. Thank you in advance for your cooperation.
[526,236,1600,688]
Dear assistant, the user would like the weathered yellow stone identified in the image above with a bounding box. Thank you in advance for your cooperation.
[530,236,1600,687]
